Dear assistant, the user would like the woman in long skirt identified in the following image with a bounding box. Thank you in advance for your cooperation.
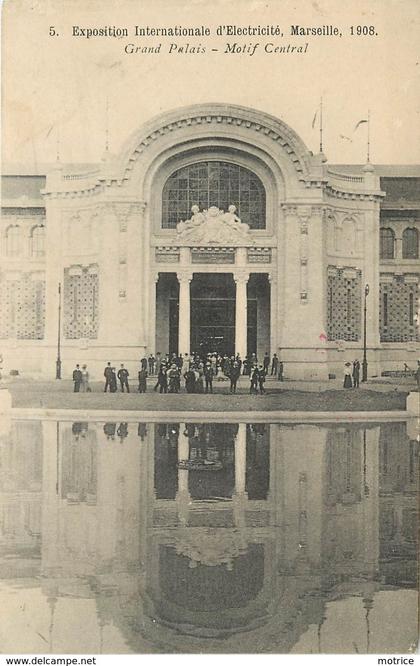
[343,362,353,389]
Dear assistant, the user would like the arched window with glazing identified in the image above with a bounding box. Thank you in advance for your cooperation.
[380,227,395,260]
[162,161,266,230]
[5,225,22,257]
[402,227,419,259]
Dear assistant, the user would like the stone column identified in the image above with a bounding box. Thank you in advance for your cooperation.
[268,274,278,356]
[234,423,247,496]
[234,271,249,359]
[41,420,60,576]
[361,427,380,574]
[177,272,192,356]
[233,423,247,528]
[148,273,159,354]
[176,425,190,525]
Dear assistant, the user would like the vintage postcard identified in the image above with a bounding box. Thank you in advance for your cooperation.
[0,0,419,660]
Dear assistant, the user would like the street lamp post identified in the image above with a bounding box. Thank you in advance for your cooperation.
[56,282,62,380]
[362,283,370,382]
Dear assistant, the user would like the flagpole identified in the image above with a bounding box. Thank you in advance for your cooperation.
[367,109,370,163]
[55,282,62,380]
[56,126,60,162]
[319,97,323,153]
[105,96,109,153]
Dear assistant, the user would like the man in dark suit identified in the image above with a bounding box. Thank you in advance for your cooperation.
[258,365,266,394]
[138,367,148,393]
[157,364,168,393]
[104,362,113,392]
[271,353,279,376]
[250,366,259,394]
[117,364,130,392]
[72,364,82,392]
[204,362,214,394]
[230,361,241,394]
[352,359,360,388]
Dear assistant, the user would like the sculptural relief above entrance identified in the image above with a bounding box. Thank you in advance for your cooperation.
[176,205,255,246]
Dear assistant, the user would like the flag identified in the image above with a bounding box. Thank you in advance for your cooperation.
[312,109,318,129]
[354,119,368,132]
[339,134,353,142]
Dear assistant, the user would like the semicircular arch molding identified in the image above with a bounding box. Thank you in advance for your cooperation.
[116,104,314,194]
[143,139,283,238]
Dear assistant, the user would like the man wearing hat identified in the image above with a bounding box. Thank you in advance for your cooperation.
[204,361,214,394]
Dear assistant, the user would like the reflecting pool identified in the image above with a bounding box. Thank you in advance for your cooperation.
[0,418,417,653]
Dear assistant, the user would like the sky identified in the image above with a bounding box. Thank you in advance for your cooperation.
[1,0,420,167]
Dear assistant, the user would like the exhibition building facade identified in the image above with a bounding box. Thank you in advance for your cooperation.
[1,103,419,378]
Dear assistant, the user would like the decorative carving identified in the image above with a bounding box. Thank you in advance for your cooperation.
[131,202,147,215]
[326,184,384,201]
[176,205,254,246]
[174,528,248,570]
[114,203,131,232]
[177,271,193,284]
[119,263,127,299]
[234,270,250,284]
[247,247,272,263]
[282,204,298,216]
[298,211,310,301]
[155,247,180,263]
[191,247,235,264]
[297,206,312,223]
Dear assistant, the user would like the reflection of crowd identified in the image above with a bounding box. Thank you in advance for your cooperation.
[91,421,266,448]
[72,352,285,395]
[156,422,266,456]
[102,422,148,442]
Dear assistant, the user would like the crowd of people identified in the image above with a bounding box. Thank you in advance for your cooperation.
[72,351,284,395]
[70,356,420,394]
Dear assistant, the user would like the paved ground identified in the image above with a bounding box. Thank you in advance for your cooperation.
[3,375,412,411]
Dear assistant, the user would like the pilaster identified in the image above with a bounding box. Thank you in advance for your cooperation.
[234,270,249,359]
[44,198,64,351]
[268,273,278,355]
[281,204,328,379]
[363,201,381,374]
[177,271,193,355]
[148,272,159,354]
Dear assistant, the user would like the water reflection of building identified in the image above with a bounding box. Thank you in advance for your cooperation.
[0,421,42,579]
[378,423,418,587]
[0,419,417,653]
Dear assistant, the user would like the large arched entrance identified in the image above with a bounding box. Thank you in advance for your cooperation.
[154,157,272,359]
